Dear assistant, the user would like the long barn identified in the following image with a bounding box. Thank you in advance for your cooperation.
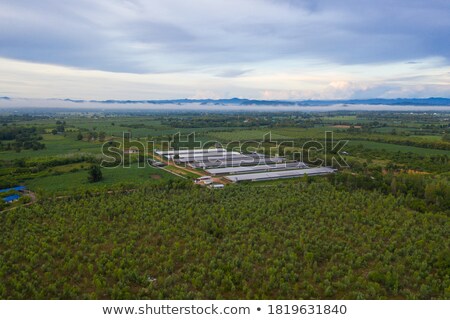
[225,167,336,182]
[206,162,308,176]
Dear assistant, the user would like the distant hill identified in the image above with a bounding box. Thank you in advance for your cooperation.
[2,97,450,111]
[58,97,450,106]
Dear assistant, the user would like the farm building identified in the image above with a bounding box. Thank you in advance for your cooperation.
[189,156,286,169]
[195,176,213,185]
[148,159,166,167]
[175,151,244,163]
[155,149,335,185]
[225,167,336,183]
[206,162,308,176]
[1,186,26,203]
[208,184,225,189]
[155,149,284,166]
[155,148,285,167]
[155,148,227,160]
[3,194,20,203]
[0,186,26,193]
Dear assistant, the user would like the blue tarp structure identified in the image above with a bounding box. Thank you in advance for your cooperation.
[0,186,25,193]
[3,194,20,203]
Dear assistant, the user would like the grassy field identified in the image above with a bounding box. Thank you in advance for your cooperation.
[26,164,179,193]
[66,117,248,138]
[321,115,358,121]
[408,135,444,141]
[348,140,450,155]
[0,134,103,160]
[203,127,340,142]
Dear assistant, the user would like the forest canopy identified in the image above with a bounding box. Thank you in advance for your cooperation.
[0,181,448,299]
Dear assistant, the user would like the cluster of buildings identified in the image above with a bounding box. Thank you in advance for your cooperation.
[156,148,285,169]
[155,148,336,185]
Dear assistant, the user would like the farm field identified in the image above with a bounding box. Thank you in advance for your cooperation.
[347,140,450,155]
[1,111,449,194]
[0,110,449,301]
[204,129,294,142]
[0,134,103,160]
[26,164,176,194]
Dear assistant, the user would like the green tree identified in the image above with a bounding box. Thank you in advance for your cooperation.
[442,133,450,142]
[98,132,106,142]
[87,165,103,183]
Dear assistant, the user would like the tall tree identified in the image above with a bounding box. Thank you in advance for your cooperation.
[87,165,103,183]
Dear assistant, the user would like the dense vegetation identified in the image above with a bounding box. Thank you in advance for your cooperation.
[0,181,448,299]
[0,126,45,152]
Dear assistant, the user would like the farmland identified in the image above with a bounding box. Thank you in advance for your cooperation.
[26,164,174,194]
[346,140,450,156]
[0,110,449,299]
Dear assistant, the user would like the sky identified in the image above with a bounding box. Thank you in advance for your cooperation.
[0,0,449,100]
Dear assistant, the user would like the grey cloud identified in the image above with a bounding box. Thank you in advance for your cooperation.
[216,69,252,78]
[0,0,449,73]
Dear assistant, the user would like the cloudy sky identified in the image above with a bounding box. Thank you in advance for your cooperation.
[0,0,449,100]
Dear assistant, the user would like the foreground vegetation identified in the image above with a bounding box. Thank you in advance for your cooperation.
[0,180,448,299]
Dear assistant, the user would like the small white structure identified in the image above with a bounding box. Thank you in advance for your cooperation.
[195,176,213,185]
[123,148,140,154]
[209,184,225,189]
[156,148,227,160]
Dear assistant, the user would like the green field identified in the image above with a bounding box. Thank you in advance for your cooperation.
[26,164,178,193]
[0,134,103,160]
[204,127,341,142]
[348,140,450,155]
[321,115,358,121]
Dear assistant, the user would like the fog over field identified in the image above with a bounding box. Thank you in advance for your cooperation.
[1,98,450,113]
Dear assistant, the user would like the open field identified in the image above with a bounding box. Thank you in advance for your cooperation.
[347,140,450,155]
[204,129,294,141]
[26,164,178,193]
[0,134,103,160]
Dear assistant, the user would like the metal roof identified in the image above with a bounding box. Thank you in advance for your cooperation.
[209,184,225,189]
[156,148,226,156]
[176,152,250,163]
[225,167,336,182]
[189,157,285,168]
[3,194,20,203]
[206,162,308,175]
[0,186,25,193]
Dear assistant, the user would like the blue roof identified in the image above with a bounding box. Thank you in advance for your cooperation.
[0,186,25,193]
[3,194,20,202]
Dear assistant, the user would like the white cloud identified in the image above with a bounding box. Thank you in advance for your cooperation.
[0,57,449,100]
